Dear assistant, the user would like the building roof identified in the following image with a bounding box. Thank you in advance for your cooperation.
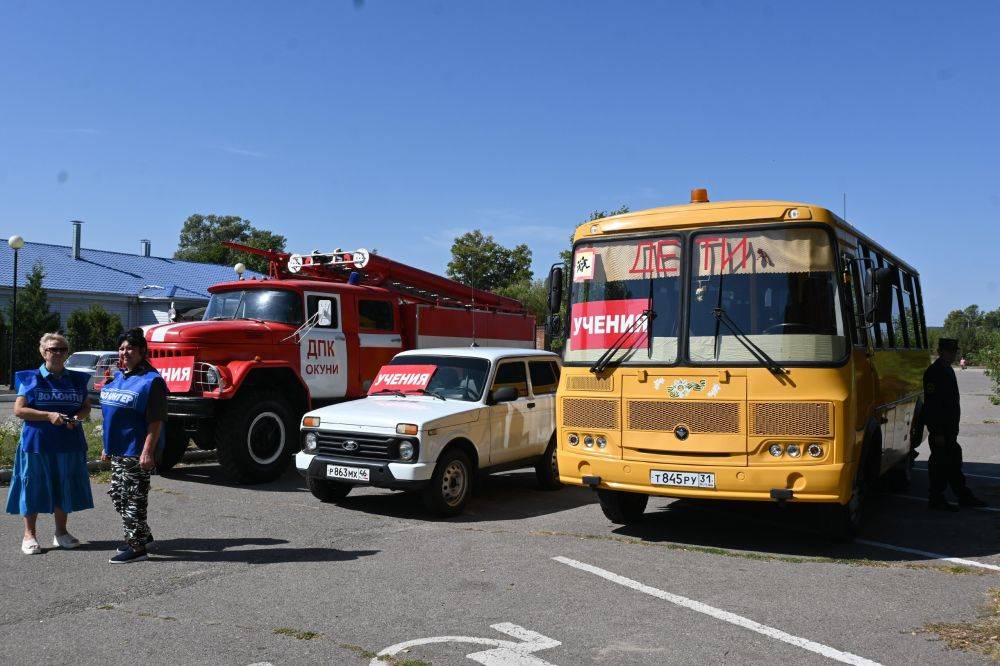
[0,241,263,300]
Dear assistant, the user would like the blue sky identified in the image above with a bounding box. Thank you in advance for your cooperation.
[1,1,998,324]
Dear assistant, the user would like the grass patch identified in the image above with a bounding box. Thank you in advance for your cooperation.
[0,417,104,468]
[96,604,114,610]
[922,588,1000,660]
[273,627,321,640]
[90,469,112,483]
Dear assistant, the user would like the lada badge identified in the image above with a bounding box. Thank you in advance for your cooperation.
[674,426,689,441]
[343,440,359,452]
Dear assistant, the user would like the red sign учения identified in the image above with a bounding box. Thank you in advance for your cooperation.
[368,365,438,395]
[150,355,196,393]
[570,299,649,350]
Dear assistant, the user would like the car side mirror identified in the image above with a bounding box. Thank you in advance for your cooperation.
[488,386,519,405]
[546,264,564,314]
[317,299,333,326]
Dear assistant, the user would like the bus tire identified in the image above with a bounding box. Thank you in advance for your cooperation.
[422,449,473,517]
[597,490,648,525]
[831,438,879,541]
[307,477,352,503]
[157,424,190,474]
[535,437,562,491]
[215,390,296,484]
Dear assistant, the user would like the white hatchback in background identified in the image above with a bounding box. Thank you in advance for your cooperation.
[296,347,562,516]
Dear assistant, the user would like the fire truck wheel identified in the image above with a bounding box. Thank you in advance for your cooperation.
[307,477,353,502]
[535,437,562,490]
[422,449,472,517]
[215,391,296,484]
[157,426,190,474]
[597,489,648,524]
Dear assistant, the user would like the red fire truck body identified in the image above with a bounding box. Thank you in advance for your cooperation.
[138,246,535,483]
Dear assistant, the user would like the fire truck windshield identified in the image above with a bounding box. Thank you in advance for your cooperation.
[204,289,303,325]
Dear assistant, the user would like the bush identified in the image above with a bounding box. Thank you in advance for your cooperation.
[982,332,1000,405]
[66,304,123,352]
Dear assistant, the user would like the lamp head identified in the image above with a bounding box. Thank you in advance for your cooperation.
[7,235,24,250]
[234,262,246,279]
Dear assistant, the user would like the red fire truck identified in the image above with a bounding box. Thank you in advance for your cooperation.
[128,245,536,483]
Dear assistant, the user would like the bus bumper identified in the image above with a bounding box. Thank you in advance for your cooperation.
[557,450,848,503]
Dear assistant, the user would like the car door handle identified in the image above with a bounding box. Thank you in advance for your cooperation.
[527,402,535,409]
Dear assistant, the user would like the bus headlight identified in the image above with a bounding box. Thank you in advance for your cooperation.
[302,431,318,453]
[583,435,594,448]
[568,433,579,446]
[398,441,415,461]
[807,443,823,458]
[787,443,802,458]
[596,436,607,449]
[768,444,783,457]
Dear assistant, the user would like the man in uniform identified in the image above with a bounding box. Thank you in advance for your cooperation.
[923,338,987,510]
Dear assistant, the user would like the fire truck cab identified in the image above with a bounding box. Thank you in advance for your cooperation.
[138,246,536,483]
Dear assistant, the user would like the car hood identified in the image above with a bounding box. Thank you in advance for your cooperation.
[307,396,481,430]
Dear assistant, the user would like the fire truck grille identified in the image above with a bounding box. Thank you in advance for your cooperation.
[627,400,742,434]
[750,402,832,437]
[314,432,406,460]
[562,398,619,430]
[148,348,196,358]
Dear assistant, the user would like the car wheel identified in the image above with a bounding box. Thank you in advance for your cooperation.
[422,449,472,517]
[535,437,562,490]
[307,477,352,503]
[597,490,648,524]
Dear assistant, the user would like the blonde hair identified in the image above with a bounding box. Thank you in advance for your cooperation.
[38,332,70,355]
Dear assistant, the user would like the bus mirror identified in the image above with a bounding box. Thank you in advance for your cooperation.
[865,268,894,324]
[547,313,562,338]
[547,264,564,314]
[317,299,333,326]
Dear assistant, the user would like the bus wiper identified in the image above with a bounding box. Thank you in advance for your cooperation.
[589,308,655,374]
[712,308,786,375]
[646,274,655,359]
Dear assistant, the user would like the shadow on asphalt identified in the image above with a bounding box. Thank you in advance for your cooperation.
[159,463,307,492]
[79,536,378,564]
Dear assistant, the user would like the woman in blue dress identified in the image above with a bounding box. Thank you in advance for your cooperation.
[5,332,94,554]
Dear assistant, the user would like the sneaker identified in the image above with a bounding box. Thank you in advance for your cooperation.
[958,494,988,508]
[116,535,154,553]
[52,533,81,549]
[109,547,148,564]
[928,498,959,512]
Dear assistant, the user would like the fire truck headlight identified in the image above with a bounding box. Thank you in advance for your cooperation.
[302,432,318,453]
[398,441,415,461]
[205,364,221,389]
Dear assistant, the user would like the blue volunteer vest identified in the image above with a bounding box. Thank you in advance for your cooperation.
[15,366,89,454]
[100,366,167,457]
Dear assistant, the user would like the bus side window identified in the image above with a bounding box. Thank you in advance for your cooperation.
[913,275,928,348]
[888,266,909,348]
[874,252,895,348]
[859,244,884,348]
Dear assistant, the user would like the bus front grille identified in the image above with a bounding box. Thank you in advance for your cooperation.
[567,376,614,392]
[750,402,832,437]
[627,400,742,434]
[562,398,619,430]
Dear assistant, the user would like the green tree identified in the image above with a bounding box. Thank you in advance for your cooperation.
[446,230,532,292]
[174,214,287,274]
[66,304,124,352]
[981,330,1000,405]
[4,262,61,376]
[497,279,548,324]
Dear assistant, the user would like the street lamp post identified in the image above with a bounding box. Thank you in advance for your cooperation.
[7,235,24,388]
[234,263,246,280]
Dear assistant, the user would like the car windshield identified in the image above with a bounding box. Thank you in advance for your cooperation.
[688,227,847,363]
[565,236,682,365]
[66,353,100,369]
[387,355,491,402]
[204,289,303,325]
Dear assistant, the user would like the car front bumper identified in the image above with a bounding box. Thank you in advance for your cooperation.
[296,451,435,489]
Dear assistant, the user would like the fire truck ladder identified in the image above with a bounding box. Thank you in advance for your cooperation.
[224,242,527,314]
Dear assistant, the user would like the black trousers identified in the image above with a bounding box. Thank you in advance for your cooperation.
[927,429,970,499]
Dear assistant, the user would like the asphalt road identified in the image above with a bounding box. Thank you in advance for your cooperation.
[1,370,997,665]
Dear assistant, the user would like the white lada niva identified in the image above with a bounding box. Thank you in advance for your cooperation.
[296,348,562,516]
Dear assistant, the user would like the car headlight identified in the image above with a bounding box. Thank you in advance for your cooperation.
[398,440,415,461]
[302,431,318,453]
[396,423,418,435]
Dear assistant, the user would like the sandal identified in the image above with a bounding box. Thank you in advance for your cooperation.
[53,533,81,549]
[21,537,42,555]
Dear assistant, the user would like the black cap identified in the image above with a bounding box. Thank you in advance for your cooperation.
[938,337,958,352]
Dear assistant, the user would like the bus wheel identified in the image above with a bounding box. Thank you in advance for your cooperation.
[307,477,352,503]
[157,425,190,474]
[215,390,296,484]
[831,445,877,541]
[597,490,648,525]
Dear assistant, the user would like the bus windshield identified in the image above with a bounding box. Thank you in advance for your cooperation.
[688,227,846,364]
[204,289,303,325]
[565,236,682,365]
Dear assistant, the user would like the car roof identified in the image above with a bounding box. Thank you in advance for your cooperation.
[395,347,559,362]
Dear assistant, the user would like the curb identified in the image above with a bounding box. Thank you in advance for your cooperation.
[0,449,217,483]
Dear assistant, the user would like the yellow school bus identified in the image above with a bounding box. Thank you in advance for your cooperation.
[548,189,930,538]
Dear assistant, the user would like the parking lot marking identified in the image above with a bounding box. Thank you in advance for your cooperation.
[553,556,881,666]
[855,539,1000,572]
[370,622,561,665]
[887,492,1000,513]
[910,465,1000,481]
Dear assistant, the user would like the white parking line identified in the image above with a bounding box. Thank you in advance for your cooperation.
[910,465,1000,481]
[553,556,882,666]
[887,492,1000,513]
[855,539,1000,572]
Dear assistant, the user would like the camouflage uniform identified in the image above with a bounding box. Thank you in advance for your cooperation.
[108,456,153,547]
